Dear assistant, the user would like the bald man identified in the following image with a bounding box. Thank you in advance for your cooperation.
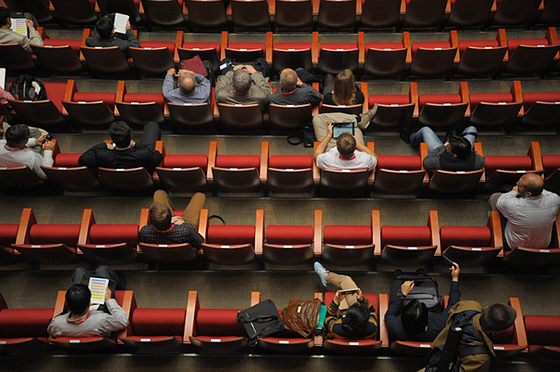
[163,68,211,104]
[490,174,560,249]
[269,68,322,107]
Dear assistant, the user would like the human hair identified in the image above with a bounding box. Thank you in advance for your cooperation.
[280,68,297,93]
[109,121,132,148]
[448,134,471,160]
[341,302,370,337]
[5,124,30,147]
[333,69,356,106]
[66,284,91,315]
[0,7,10,27]
[95,16,114,39]
[178,72,197,94]
[402,300,428,337]
[336,132,356,159]
[480,303,517,332]
[522,173,544,196]
[232,69,251,95]
[149,203,172,232]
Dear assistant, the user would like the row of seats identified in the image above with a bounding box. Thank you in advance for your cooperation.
[3,78,560,134]
[2,29,560,80]
[0,291,539,358]
[4,0,559,31]
[1,206,559,269]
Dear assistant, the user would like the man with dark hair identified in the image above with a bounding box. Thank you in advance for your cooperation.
[78,121,162,172]
[85,14,140,57]
[489,173,560,250]
[163,68,211,104]
[215,64,272,107]
[47,266,128,338]
[314,124,377,170]
[0,123,54,179]
[406,126,484,173]
[269,68,322,107]
[0,7,43,53]
[385,263,461,342]
[139,190,206,247]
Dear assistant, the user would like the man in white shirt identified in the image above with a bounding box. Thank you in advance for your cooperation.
[0,124,54,179]
[314,123,377,170]
[490,173,560,249]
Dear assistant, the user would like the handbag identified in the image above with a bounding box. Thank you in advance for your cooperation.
[281,298,322,338]
[237,299,284,346]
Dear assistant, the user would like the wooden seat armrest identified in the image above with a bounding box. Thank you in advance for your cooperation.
[198,209,209,241]
[488,210,504,257]
[117,291,135,342]
[361,82,369,113]
[450,30,460,63]
[403,32,412,64]
[312,32,319,65]
[79,209,95,245]
[139,208,150,229]
[16,208,36,245]
[51,139,61,160]
[400,0,406,14]
[409,82,418,117]
[372,210,381,257]
[378,294,390,347]
[251,291,261,306]
[528,142,543,171]
[255,210,264,256]
[428,210,441,256]
[260,142,269,182]
[313,141,321,184]
[174,31,183,63]
[221,31,228,60]
[459,81,470,117]
[80,29,90,62]
[207,141,217,181]
[314,292,324,347]
[269,0,276,14]
[497,29,509,61]
[63,80,77,115]
[358,32,365,64]
[314,210,323,256]
[54,290,66,315]
[509,297,528,349]
[184,291,199,343]
[474,142,486,183]
[420,143,430,184]
[491,0,497,11]
[511,81,524,116]
[266,32,273,65]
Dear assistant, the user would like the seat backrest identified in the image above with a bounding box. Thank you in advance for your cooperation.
[440,226,492,249]
[0,308,54,338]
[186,0,228,29]
[206,225,256,245]
[142,0,186,27]
[32,45,84,75]
[168,102,214,129]
[428,170,484,194]
[524,315,560,346]
[404,0,447,28]
[80,46,130,75]
[98,167,154,191]
[0,166,44,190]
[381,226,431,247]
[325,292,377,309]
[275,0,313,30]
[493,0,541,25]
[89,224,139,247]
[324,225,372,245]
[195,308,246,336]
[231,0,270,29]
[268,104,312,132]
[360,0,401,29]
[131,308,186,336]
[448,0,494,27]
[29,224,81,246]
[218,104,264,131]
[0,44,35,72]
[266,225,314,245]
[484,156,533,176]
[317,0,356,30]
[51,0,97,24]
[320,168,370,193]
[376,156,422,171]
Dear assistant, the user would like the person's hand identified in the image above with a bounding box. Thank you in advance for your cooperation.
[178,69,193,75]
[126,21,131,30]
[167,68,176,75]
[244,65,257,74]
[327,123,333,138]
[233,64,245,71]
[401,281,415,296]
[42,140,55,151]
[356,288,363,302]
[105,287,112,302]
[171,216,185,225]
[450,262,460,281]
[333,290,345,304]
[296,77,303,87]
[25,19,35,29]
[36,134,47,145]
[512,185,519,195]
[106,142,116,150]
[130,140,136,148]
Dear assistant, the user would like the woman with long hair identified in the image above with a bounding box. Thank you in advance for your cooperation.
[322,69,365,106]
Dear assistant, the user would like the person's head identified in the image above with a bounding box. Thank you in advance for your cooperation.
[279,68,297,93]
[517,173,544,197]
[95,16,114,39]
[178,71,197,95]
[447,134,472,160]
[336,132,356,159]
[109,121,132,148]
[232,69,252,96]
[149,203,173,232]
[480,303,517,332]
[333,69,357,106]
[66,284,91,315]
[5,124,30,148]
[341,302,370,336]
[0,7,11,28]
[402,300,429,337]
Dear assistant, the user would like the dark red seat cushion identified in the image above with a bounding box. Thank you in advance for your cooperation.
[274,42,312,51]
[412,41,452,56]
[206,225,255,245]
[484,156,533,176]
[196,308,246,336]
[419,94,462,110]
[492,324,515,344]
[381,226,431,247]
[89,224,139,247]
[368,94,410,108]
[268,155,313,169]
[469,92,513,111]
[215,155,260,169]
[163,155,208,170]
[228,42,265,51]
[376,156,422,171]
[0,224,18,247]
[266,225,314,245]
[73,92,117,110]
[43,38,82,55]
[542,155,560,173]
[321,43,358,51]
[44,82,68,112]
[507,38,549,55]
[0,308,53,338]
[124,93,165,109]
[139,41,176,55]
[29,224,81,246]
[522,92,560,110]
[131,308,186,336]
[182,42,221,56]
[324,226,372,245]
[524,315,560,346]
[54,153,81,167]
[458,39,499,55]
[440,226,492,248]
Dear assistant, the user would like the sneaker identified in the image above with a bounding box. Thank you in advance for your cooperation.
[314,262,329,287]
[399,128,410,144]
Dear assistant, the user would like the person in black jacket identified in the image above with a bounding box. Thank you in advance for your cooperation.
[85,14,140,57]
[385,263,461,342]
[78,121,162,172]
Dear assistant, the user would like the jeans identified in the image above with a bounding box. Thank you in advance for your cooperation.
[410,126,477,153]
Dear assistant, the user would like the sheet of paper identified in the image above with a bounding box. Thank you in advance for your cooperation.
[88,277,109,305]
[114,13,129,34]
[10,18,27,36]
[0,68,6,90]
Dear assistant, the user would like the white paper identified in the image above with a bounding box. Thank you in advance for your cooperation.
[10,18,27,36]
[114,13,129,34]
[88,277,109,305]
[0,68,6,90]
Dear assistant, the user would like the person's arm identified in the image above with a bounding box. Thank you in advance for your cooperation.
[249,71,273,96]
[215,71,234,102]
[325,290,343,336]
[353,88,365,105]
[474,153,485,170]
[422,145,447,173]
[355,140,376,157]
[446,263,461,309]
[195,74,211,103]
[126,29,141,47]
[314,124,333,162]
[98,297,129,335]
[495,190,519,219]
[78,143,107,167]
[356,289,378,330]
[305,84,323,107]
[27,27,44,47]
[162,71,177,101]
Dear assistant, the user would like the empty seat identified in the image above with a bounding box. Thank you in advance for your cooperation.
[2,0,54,24]
[225,40,266,63]
[168,102,215,132]
[359,0,401,30]
[446,0,494,28]
[535,0,560,26]
[373,147,425,195]
[491,0,541,27]
[520,91,560,129]
[403,0,447,29]
[230,0,270,30]
[33,39,84,75]
[211,150,263,193]
[156,149,209,193]
[468,85,522,130]
[416,87,468,130]
[62,79,116,129]
[130,40,176,77]
[318,41,359,75]
[116,81,166,127]
[266,153,314,194]
[272,42,313,76]
[268,103,313,133]
[524,314,560,360]
[274,0,313,31]
[142,0,187,28]
[409,41,457,78]
[362,40,407,79]
[81,46,132,77]
[455,37,507,77]
[185,0,228,31]
[0,221,20,265]
[50,0,98,25]
[0,44,36,73]
[502,30,560,75]
[367,91,415,132]
[317,0,356,31]
[217,103,264,131]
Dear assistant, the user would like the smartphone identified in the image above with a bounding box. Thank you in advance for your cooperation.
[442,254,456,267]
[45,134,53,141]
[340,288,359,295]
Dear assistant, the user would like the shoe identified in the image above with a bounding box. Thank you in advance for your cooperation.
[399,128,410,144]
[314,262,329,287]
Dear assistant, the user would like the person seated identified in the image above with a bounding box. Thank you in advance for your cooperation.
[314,262,377,339]
[322,69,365,106]
[269,68,322,107]
[163,68,211,104]
[0,7,43,53]
[385,263,461,342]
[48,266,128,338]
[489,173,560,250]
[314,124,377,171]
[215,64,272,108]
[0,123,54,179]
[408,126,484,173]
[78,121,162,172]
[139,190,206,248]
[85,14,140,57]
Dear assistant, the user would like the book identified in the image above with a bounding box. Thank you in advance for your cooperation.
[114,13,129,35]
[10,18,27,36]
[88,277,109,305]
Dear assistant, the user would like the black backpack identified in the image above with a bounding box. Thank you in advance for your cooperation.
[396,273,443,312]
[9,75,48,101]
[237,299,284,347]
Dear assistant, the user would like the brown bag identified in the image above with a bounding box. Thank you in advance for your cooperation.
[281,299,322,338]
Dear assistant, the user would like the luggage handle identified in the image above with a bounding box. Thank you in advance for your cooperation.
[237,314,279,324]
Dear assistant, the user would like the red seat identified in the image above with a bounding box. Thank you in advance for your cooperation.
[322,222,374,267]
[360,0,401,29]
[456,38,507,77]
[226,42,266,63]
[230,0,270,30]
[363,42,407,79]
[272,42,313,75]
[130,41,176,77]
[403,0,447,28]
[468,91,521,130]
[319,43,359,75]
[0,305,54,354]
[0,224,19,265]
[179,41,221,71]
[317,0,356,31]
[117,83,166,128]
[418,93,467,130]
[447,0,494,28]
[521,92,560,129]
[504,36,560,75]
[185,0,228,31]
[492,0,542,27]
[524,315,560,360]
[267,154,314,194]
[50,0,97,25]
[63,82,117,129]
[458,40,500,55]
[483,143,541,191]
[274,0,313,31]
[373,154,425,195]
[156,154,208,193]
[142,0,187,28]
[264,224,314,265]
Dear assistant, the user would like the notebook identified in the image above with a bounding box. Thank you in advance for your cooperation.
[114,13,129,34]
[10,18,27,36]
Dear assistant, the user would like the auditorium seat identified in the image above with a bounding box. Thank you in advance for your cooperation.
[32,37,85,76]
[0,293,55,354]
[99,0,142,25]
[366,84,415,132]
[116,81,166,127]
[402,0,447,29]
[491,0,541,27]
[371,142,425,195]
[466,81,523,130]
[200,209,263,266]
[81,45,133,77]
[223,32,266,63]
[535,0,560,26]
[378,210,440,266]
[519,87,560,130]
[524,314,560,360]
[62,79,116,129]
[316,32,360,75]
[268,103,314,133]
[185,290,249,353]
[0,166,44,192]
[216,103,265,132]
[454,32,507,77]
[265,143,315,195]
[0,44,36,73]
[359,0,401,30]
[542,152,560,194]
[414,82,469,130]
[98,167,155,193]
[500,28,560,75]
[2,0,54,25]
[490,298,528,357]
[130,38,177,77]
[119,292,186,353]
[185,0,228,31]
[230,0,270,31]
[316,0,357,31]
[445,0,494,28]
[11,208,81,265]
[320,210,376,267]
[156,142,209,193]
[176,31,221,72]
[408,36,458,78]
[440,210,503,267]
[142,0,187,29]
[362,32,407,79]
[274,0,313,31]
[271,37,313,76]
[50,0,98,25]
[0,218,21,265]
[167,95,216,132]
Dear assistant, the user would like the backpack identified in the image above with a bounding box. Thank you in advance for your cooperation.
[396,273,443,312]
[237,299,284,347]
[9,75,47,101]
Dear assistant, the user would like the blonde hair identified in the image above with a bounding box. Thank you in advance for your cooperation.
[333,69,356,106]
